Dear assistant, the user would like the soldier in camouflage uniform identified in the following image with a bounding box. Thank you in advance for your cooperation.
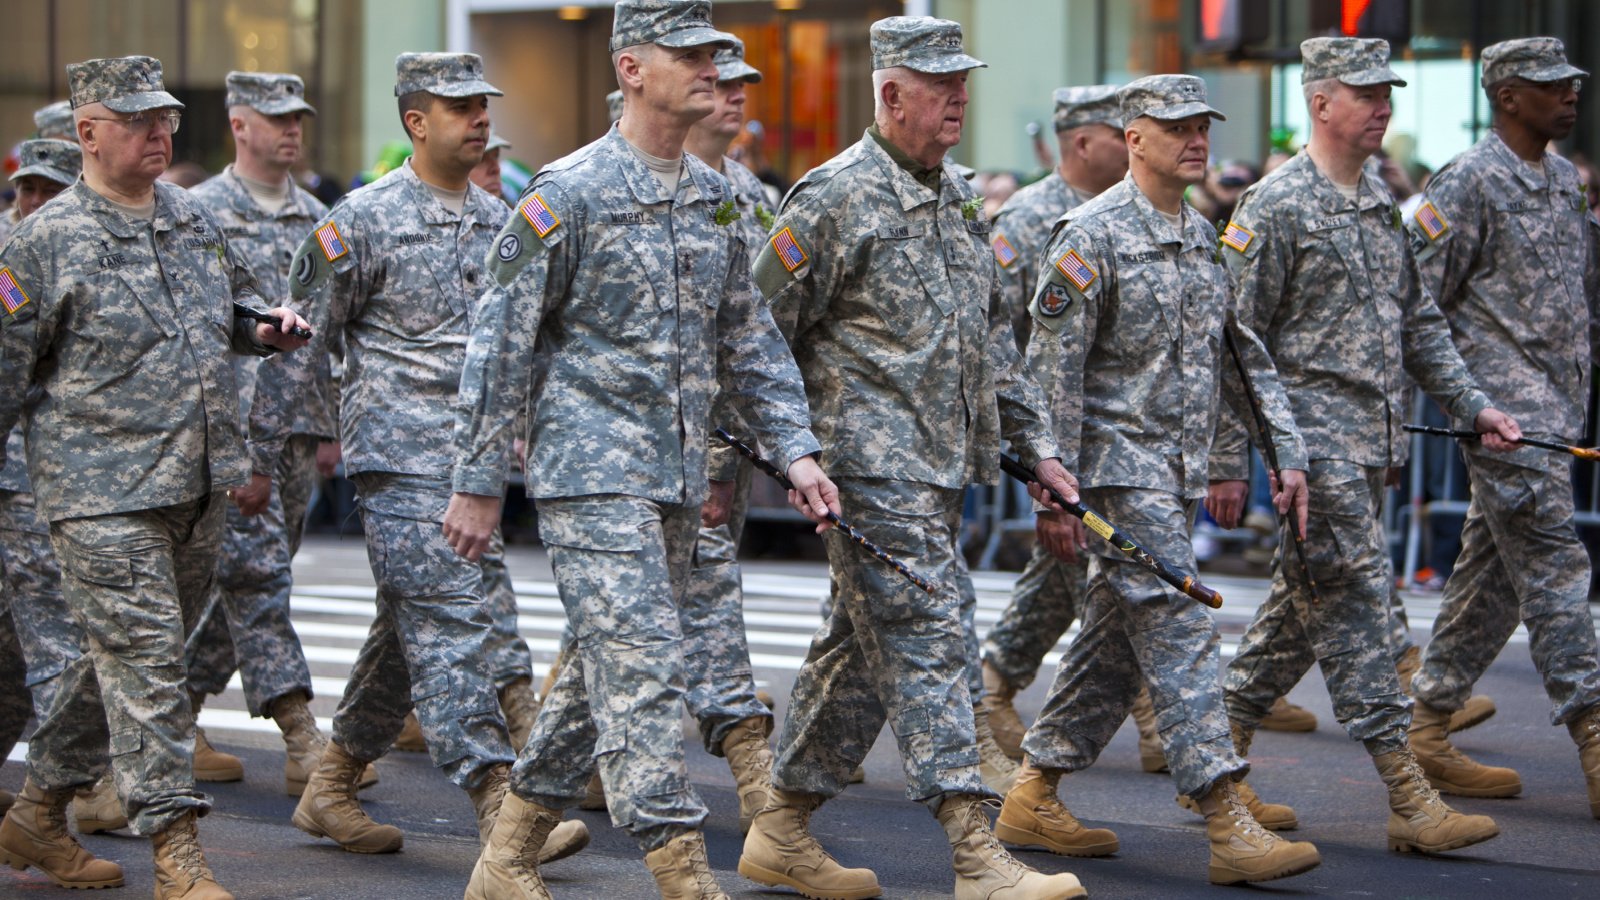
[607,88,625,125]
[277,53,564,861]
[33,101,75,140]
[0,55,311,899]
[442,4,837,896]
[994,74,1321,887]
[1404,37,1600,818]
[470,132,512,202]
[739,17,1085,900]
[0,103,76,245]
[181,71,343,797]
[1215,38,1510,855]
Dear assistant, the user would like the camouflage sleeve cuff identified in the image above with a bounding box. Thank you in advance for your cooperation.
[772,433,824,478]
[1450,390,1493,430]
[247,437,286,476]
[452,464,505,498]
[1273,437,1308,474]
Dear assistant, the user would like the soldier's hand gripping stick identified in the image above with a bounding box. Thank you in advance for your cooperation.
[234,302,314,339]
[715,428,938,595]
[999,454,1223,609]
[1403,423,1600,461]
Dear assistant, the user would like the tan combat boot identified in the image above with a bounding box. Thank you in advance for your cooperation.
[1566,705,1600,819]
[975,707,1020,796]
[499,676,541,751]
[994,761,1118,857]
[274,691,377,797]
[291,741,403,853]
[981,661,1027,761]
[579,771,607,810]
[465,793,558,900]
[1198,779,1320,885]
[1395,646,1496,734]
[0,778,124,888]
[189,692,244,782]
[72,775,127,834]
[1128,686,1167,774]
[1176,720,1298,830]
[1374,747,1499,853]
[151,810,232,899]
[937,794,1086,900]
[1257,697,1317,733]
[646,830,730,899]
[469,763,510,845]
[1408,701,1521,797]
[739,788,882,899]
[392,710,426,753]
[0,789,13,816]
[721,716,775,834]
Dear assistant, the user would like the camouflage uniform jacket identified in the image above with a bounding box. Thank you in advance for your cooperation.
[754,130,1059,489]
[1028,174,1305,497]
[191,166,334,448]
[992,171,1092,330]
[706,155,776,482]
[277,161,508,479]
[0,180,278,521]
[452,127,820,505]
[1409,132,1598,443]
[1219,151,1490,470]
[1,426,28,493]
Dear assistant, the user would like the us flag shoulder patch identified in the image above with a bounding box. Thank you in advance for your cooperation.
[1415,201,1450,241]
[0,268,32,315]
[519,193,561,239]
[1219,221,1255,253]
[1054,248,1096,292]
[771,227,808,273]
[316,222,348,262]
[992,234,1018,268]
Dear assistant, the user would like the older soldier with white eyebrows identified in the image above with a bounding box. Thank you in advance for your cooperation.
[0,55,309,900]
[739,16,1084,900]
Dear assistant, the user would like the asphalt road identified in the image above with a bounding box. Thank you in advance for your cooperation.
[4,534,1598,899]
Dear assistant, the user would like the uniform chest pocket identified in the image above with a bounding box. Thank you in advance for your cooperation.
[1105,264,1177,350]
[393,233,470,319]
[863,226,948,344]
[673,230,732,311]
[1293,221,1365,313]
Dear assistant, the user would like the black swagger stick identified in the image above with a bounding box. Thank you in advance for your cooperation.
[234,302,314,339]
[1403,423,1600,462]
[999,455,1223,609]
[715,428,937,595]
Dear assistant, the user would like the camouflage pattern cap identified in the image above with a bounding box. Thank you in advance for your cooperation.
[33,101,75,140]
[1300,37,1406,87]
[871,16,985,73]
[714,37,762,84]
[225,71,317,116]
[67,56,184,113]
[394,52,502,98]
[606,89,625,124]
[1119,74,1225,122]
[486,132,512,152]
[1053,84,1122,132]
[9,139,82,187]
[610,0,735,53]
[1481,37,1587,88]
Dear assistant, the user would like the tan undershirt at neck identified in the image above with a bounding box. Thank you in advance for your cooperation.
[233,166,291,214]
[625,138,684,197]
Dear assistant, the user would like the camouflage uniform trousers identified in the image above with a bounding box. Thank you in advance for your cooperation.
[481,526,535,689]
[332,473,512,787]
[0,491,84,761]
[982,543,1090,689]
[774,478,988,807]
[1413,444,1600,725]
[682,461,770,754]
[511,494,708,852]
[27,492,229,835]
[1224,459,1411,755]
[184,433,319,715]
[1021,486,1243,799]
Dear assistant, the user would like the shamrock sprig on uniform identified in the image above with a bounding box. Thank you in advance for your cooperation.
[1390,205,1402,230]
[960,196,985,221]
[754,206,776,232]
[713,200,741,227]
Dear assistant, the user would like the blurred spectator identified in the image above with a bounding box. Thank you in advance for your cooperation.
[979,170,1017,218]
[1569,152,1600,210]
[1263,149,1294,176]
[1190,158,1258,223]
[158,160,208,188]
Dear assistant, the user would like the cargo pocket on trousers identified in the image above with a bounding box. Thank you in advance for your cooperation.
[61,552,142,656]
[109,727,143,759]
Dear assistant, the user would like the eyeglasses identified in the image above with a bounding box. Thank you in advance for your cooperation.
[1513,78,1582,96]
[86,110,182,135]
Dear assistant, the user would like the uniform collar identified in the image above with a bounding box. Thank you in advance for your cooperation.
[1122,172,1208,252]
[1291,150,1391,214]
[860,128,949,213]
[1485,130,1550,192]
[77,179,192,239]
[221,165,315,221]
[604,126,713,208]
[396,159,490,227]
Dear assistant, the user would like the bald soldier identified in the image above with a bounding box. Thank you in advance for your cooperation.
[0,55,310,899]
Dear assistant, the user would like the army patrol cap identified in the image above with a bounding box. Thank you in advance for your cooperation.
[1054,84,1122,132]
[606,89,625,124]
[1480,37,1588,88]
[714,37,762,84]
[33,101,75,140]
[1300,37,1406,87]
[9,139,82,187]
[225,71,317,116]
[486,132,512,152]
[67,56,184,113]
[609,0,736,53]
[394,52,502,98]
[870,16,986,73]
[1119,74,1225,123]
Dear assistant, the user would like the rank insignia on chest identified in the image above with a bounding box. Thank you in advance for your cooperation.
[316,222,349,262]
[771,227,809,273]
[1415,201,1450,240]
[0,268,30,315]
[1219,221,1254,253]
[992,233,1018,268]
[1053,248,1096,292]
[519,193,561,239]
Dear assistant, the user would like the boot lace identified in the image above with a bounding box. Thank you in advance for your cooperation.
[166,820,212,882]
[966,800,1028,875]
[684,837,723,896]
[1222,786,1273,844]
[1397,753,1447,813]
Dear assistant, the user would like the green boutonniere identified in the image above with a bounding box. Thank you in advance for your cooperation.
[1391,205,1402,230]
[755,206,776,232]
[713,200,741,227]
[961,196,984,221]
